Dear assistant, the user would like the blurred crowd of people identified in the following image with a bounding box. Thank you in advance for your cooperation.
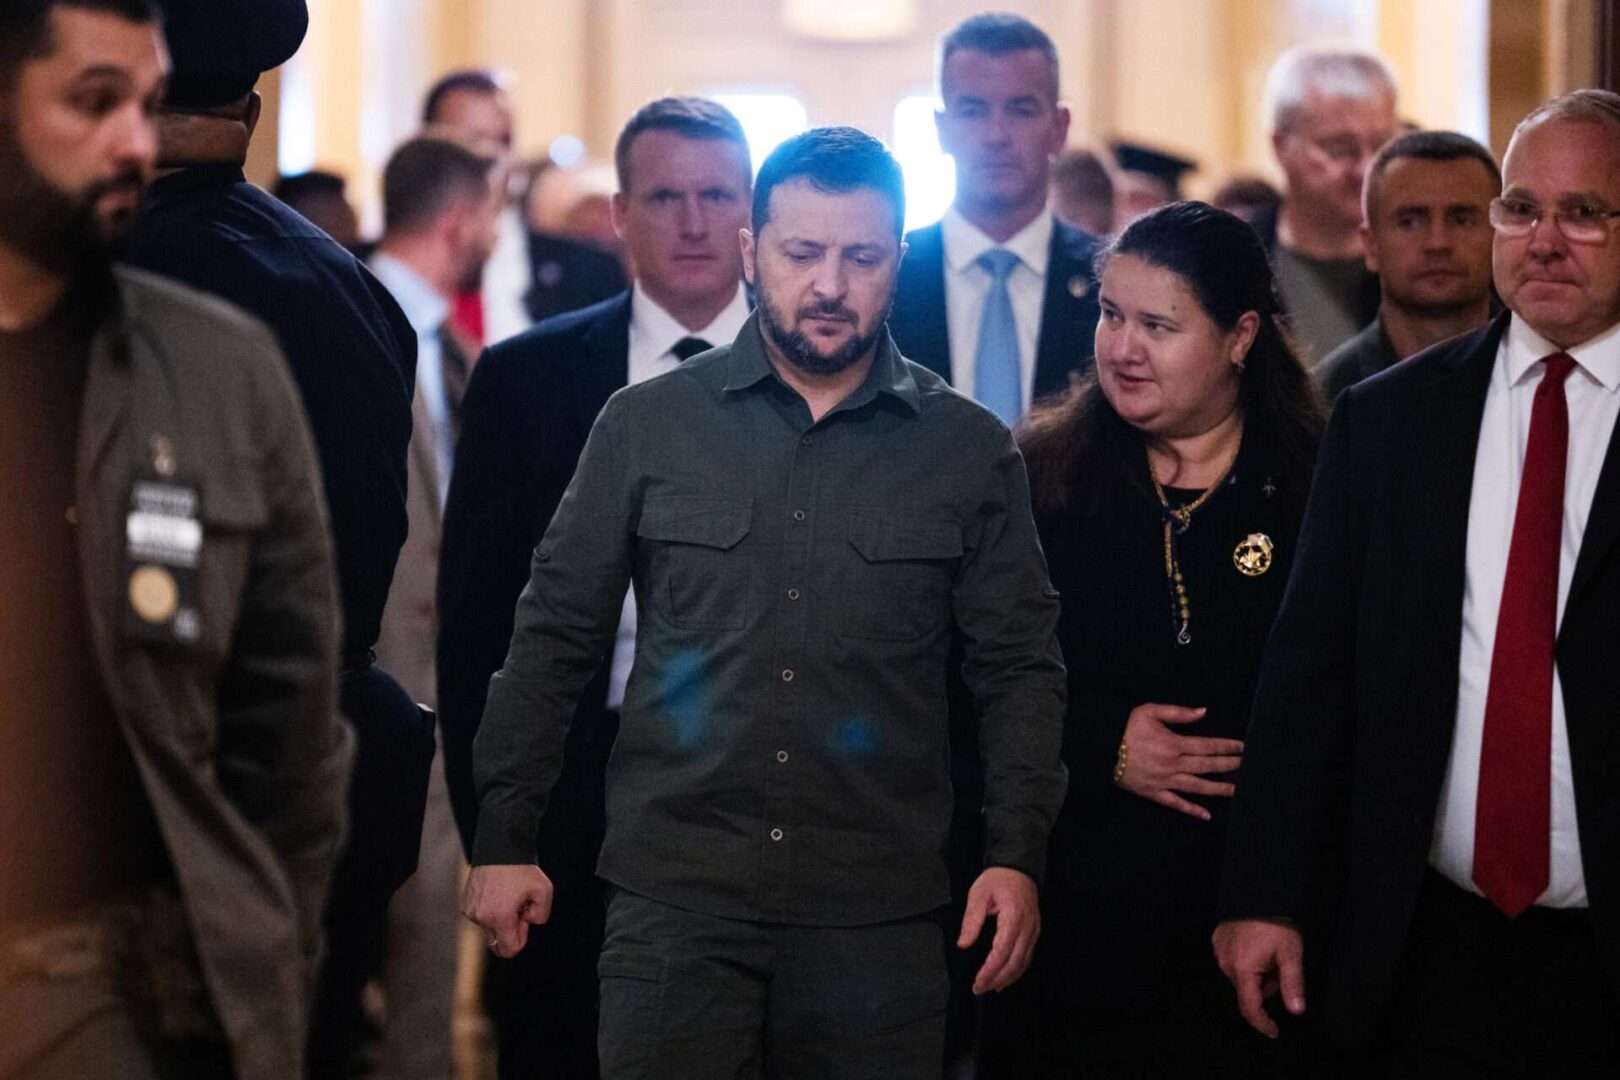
[3,1,1619,1079]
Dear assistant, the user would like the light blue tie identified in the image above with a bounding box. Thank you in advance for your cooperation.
[974,248,1022,426]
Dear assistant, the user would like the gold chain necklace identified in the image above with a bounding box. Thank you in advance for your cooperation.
[1149,447,1237,646]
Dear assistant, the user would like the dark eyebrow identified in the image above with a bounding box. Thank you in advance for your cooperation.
[1097,292,1179,326]
[68,65,135,87]
[1556,191,1612,207]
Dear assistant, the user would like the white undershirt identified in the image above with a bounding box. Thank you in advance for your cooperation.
[940,206,1052,410]
[606,283,750,708]
[1430,315,1620,908]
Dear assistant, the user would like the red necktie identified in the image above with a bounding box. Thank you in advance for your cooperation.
[1473,351,1577,917]
[452,290,486,349]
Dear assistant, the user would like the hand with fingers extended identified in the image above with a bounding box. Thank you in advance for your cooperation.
[1211,918,1306,1039]
[1114,702,1244,821]
[958,866,1040,995]
[463,863,554,959]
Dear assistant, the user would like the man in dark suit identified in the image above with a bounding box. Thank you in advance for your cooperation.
[886,16,1100,1066]
[422,70,626,341]
[117,2,433,1072]
[438,95,752,1080]
[888,12,1101,426]
[1214,90,1620,1075]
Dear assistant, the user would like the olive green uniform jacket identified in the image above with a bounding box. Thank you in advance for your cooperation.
[79,267,352,1079]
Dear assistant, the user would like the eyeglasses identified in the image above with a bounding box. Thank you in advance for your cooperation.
[1488,197,1620,243]
[1297,133,1392,166]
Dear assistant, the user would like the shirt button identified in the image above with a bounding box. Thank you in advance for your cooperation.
[786,588,801,601]
[770,827,784,842]
[792,509,806,522]
[782,669,795,682]
[776,750,789,763]
[801,435,813,447]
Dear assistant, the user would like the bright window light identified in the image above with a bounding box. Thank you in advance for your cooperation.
[710,92,810,175]
[892,94,954,232]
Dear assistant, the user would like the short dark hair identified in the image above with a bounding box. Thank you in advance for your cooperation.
[0,0,158,88]
[751,126,905,241]
[613,96,751,193]
[421,69,505,125]
[939,12,1060,102]
[382,134,498,235]
[272,169,348,206]
[1363,129,1500,221]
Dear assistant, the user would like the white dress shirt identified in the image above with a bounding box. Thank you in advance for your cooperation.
[940,205,1053,411]
[1431,315,1620,908]
[481,206,535,347]
[369,252,454,509]
[606,283,752,708]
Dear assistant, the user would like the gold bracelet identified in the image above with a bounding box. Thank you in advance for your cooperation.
[1112,737,1129,785]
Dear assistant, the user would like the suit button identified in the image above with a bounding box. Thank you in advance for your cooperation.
[786,588,800,601]
[781,669,795,683]
[770,828,784,842]
[776,750,789,763]
[792,509,806,522]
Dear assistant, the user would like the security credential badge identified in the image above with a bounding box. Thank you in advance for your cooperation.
[124,452,203,645]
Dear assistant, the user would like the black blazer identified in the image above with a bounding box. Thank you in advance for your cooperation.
[438,293,630,851]
[1219,313,1620,1047]
[887,217,1103,405]
[525,231,628,324]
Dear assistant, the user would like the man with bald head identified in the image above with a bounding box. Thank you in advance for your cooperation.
[1215,90,1620,1074]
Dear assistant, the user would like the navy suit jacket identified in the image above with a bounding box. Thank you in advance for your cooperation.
[887,216,1103,407]
[1220,313,1620,1046]
[438,293,631,851]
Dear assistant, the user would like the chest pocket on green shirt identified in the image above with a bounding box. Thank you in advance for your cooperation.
[636,496,753,630]
[842,512,961,641]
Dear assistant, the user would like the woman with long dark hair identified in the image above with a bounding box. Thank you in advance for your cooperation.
[980,201,1326,1076]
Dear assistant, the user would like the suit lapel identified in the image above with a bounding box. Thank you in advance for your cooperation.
[1567,400,1620,613]
[408,387,441,530]
[1407,319,1503,768]
[570,292,632,434]
[895,224,951,384]
[1033,222,1100,402]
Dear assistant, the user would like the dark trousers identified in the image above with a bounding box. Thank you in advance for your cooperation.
[308,666,436,1078]
[596,890,949,1080]
[1354,870,1620,1077]
[486,708,617,1080]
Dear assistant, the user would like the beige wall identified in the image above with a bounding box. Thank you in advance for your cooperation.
[286,0,1588,224]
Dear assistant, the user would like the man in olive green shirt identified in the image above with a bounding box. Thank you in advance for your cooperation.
[464,126,1066,1077]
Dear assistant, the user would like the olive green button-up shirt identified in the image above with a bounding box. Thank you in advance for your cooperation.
[472,313,1066,926]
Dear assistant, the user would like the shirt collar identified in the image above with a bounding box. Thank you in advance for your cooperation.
[941,205,1054,278]
[630,281,750,360]
[721,312,920,415]
[369,252,449,336]
[1504,313,1620,394]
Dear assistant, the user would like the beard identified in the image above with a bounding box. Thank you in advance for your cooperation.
[756,279,891,377]
[0,110,144,276]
